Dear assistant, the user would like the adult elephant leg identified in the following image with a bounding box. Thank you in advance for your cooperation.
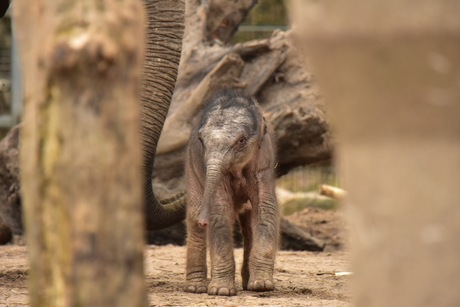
[141,0,186,230]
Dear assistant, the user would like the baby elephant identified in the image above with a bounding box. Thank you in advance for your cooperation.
[184,90,280,296]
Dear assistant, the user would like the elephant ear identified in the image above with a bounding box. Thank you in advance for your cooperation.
[257,116,268,149]
[262,117,268,136]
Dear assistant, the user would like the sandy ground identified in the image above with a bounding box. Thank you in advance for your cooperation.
[0,208,351,306]
[0,245,350,307]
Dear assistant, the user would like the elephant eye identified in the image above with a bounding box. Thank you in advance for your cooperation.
[237,136,247,148]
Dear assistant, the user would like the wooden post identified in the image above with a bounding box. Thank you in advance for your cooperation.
[289,1,460,306]
[14,1,147,306]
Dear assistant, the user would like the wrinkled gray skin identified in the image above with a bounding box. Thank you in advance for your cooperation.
[141,0,187,230]
[184,91,280,296]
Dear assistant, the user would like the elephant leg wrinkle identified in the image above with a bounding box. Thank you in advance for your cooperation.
[184,89,280,296]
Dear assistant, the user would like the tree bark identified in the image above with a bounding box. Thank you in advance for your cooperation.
[320,184,347,200]
[14,1,147,306]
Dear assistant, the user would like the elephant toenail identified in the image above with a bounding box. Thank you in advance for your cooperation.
[185,285,196,292]
[209,287,217,295]
[217,288,229,296]
[197,286,207,293]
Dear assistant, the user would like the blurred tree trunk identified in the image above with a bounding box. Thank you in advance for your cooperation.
[289,0,460,306]
[14,1,147,306]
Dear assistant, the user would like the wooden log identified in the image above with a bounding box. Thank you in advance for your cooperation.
[204,0,257,44]
[280,217,325,251]
[320,184,347,200]
[147,217,325,252]
[0,219,12,245]
[0,125,21,236]
[232,39,271,58]
[240,48,287,96]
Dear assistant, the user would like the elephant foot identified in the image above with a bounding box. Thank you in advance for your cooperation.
[247,273,275,292]
[184,281,207,294]
[208,279,237,296]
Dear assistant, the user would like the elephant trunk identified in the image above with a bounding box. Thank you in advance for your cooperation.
[141,0,186,231]
[198,159,224,228]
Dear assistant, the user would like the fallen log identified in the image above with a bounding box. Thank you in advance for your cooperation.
[148,217,325,252]
[320,184,347,200]
[0,125,21,242]
[280,217,325,251]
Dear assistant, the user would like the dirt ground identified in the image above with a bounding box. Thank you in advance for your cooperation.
[0,208,351,306]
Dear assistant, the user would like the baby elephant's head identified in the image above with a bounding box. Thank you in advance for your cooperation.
[198,93,266,172]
